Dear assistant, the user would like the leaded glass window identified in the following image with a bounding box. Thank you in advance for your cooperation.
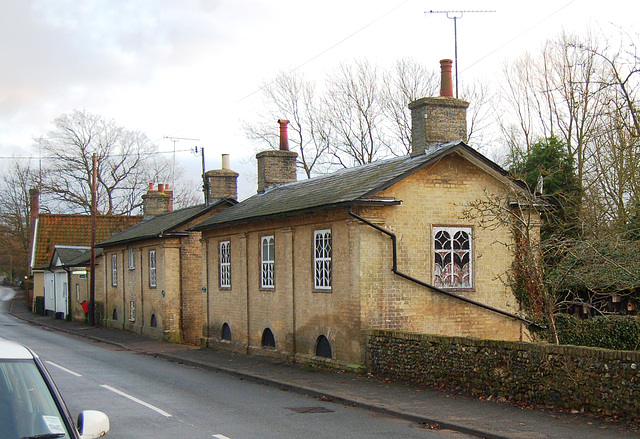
[314,229,332,290]
[128,247,135,269]
[433,226,472,289]
[261,236,275,289]
[111,254,117,287]
[149,250,157,288]
[219,241,231,288]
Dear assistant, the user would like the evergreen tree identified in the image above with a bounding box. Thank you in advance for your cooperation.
[510,136,582,241]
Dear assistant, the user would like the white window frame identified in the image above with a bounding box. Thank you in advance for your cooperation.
[128,247,135,269]
[314,229,332,290]
[433,226,473,289]
[111,254,117,287]
[261,235,275,289]
[149,250,157,288]
[219,241,231,289]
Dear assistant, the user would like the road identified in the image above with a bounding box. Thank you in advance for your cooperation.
[0,287,468,439]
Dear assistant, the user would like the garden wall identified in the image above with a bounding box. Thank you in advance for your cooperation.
[366,329,640,419]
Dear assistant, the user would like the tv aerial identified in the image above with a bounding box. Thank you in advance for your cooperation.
[427,10,495,98]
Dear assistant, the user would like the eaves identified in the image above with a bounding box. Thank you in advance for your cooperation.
[191,198,401,232]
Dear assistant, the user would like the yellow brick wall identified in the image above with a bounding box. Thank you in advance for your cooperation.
[202,209,365,365]
[99,207,227,344]
[201,152,533,365]
[360,153,525,341]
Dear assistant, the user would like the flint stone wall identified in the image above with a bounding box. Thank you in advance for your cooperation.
[367,329,640,419]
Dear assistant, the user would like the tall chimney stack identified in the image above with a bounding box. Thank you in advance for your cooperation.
[204,154,239,202]
[256,120,297,193]
[409,59,468,157]
[142,182,173,219]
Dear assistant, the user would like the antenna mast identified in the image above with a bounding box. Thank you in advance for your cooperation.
[164,136,200,189]
[428,10,495,98]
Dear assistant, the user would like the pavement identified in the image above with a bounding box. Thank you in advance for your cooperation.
[7,289,639,439]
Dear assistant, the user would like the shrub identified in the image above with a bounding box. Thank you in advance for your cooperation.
[555,314,640,350]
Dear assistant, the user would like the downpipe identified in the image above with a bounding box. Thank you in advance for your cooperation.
[348,208,546,330]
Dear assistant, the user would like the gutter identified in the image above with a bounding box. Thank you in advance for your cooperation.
[348,208,546,330]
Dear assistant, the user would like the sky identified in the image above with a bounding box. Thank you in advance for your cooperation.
[1,0,638,201]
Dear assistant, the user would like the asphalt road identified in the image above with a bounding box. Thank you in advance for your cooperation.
[0,287,471,439]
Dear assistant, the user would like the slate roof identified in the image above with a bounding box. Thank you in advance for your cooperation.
[65,247,103,267]
[49,245,103,268]
[97,198,235,247]
[52,246,90,266]
[32,214,142,270]
[192,141,515,231]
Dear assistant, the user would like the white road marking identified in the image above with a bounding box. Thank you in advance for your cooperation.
[100,384,172,417]
[212,435,231,439]
[45,361,83,377]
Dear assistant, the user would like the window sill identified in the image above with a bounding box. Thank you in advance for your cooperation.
[436,287,475,293]
[312,288,332,294]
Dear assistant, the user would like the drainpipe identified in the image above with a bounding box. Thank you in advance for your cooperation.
[205,237,210,345]
[348,208,546,330]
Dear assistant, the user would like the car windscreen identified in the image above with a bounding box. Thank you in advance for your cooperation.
[0,359,71,439]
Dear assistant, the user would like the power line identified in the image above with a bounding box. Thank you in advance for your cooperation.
[461,0,577,73]
[0,148,194,160]
[164,136,200,189]
[235,0,411,104]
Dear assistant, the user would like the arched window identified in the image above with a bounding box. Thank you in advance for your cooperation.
[261,328,275,348]
[221,323,232,341]
[150,314,158,328]
[261,236,275,288]
[112,308,118,321]
[315,335,332,358]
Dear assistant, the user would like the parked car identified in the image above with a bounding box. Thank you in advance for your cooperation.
[0,339,109,439]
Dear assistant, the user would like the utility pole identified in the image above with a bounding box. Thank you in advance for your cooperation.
[164,136,200,189]
[428,10,495,98]
[89,152,97,326]
[194,146,208,204]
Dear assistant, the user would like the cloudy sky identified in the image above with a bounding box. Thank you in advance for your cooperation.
[1,0,637,200]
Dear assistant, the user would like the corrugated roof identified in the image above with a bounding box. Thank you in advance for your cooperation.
[97,198,234,247]
[192,142,508,231]
[32,214,142,270]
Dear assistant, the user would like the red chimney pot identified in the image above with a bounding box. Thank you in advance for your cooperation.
[439,59,454,98]
[278,119,290,151]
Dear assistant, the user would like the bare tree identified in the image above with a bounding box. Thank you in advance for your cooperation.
[34,110,186,215]
[381,58,439,155]
[322,59,391,167]
[498,53,545,158]
[243,71,331,178]
[245,58,493,172]
[0,160,39,282]
[498,30,640,235]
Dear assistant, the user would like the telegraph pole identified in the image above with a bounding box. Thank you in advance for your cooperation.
[428,10,495,98]
[194,146,208,204]
[89,152,97,326]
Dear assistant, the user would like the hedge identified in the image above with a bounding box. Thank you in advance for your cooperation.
[555,313,640,350]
